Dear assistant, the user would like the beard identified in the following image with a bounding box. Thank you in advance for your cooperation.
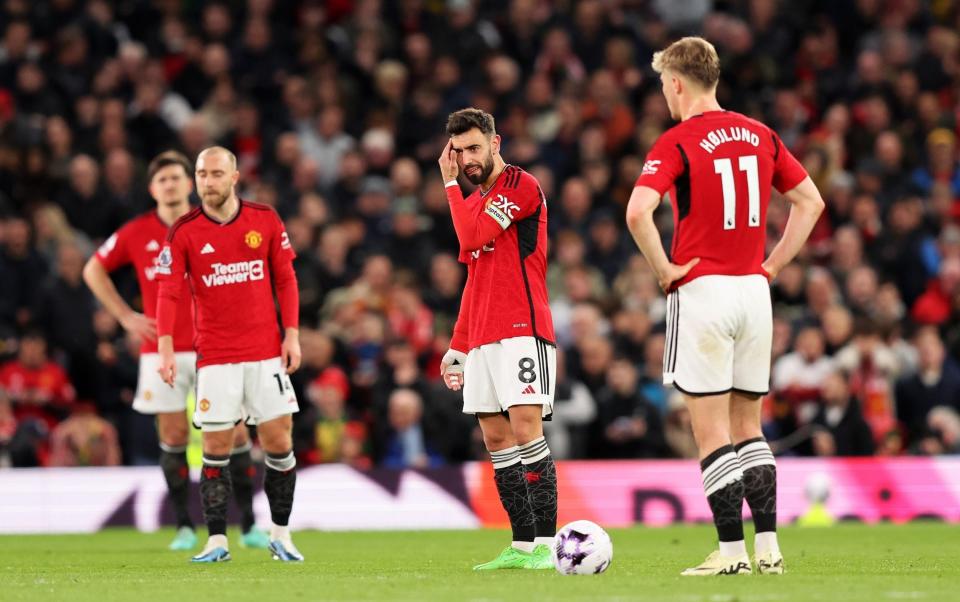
[463,153,495,186]
[202,187,231,208]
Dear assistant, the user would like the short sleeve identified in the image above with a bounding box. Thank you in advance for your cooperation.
[771,133,808,193]
[95,225,131,272]
[634,134,685,194]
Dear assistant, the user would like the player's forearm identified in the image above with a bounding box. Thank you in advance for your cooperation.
[82,258,133,321]
[765,178,825,274]
[446,183,501,251]
[626,204,672,280]
[157,335,174,355]
[274,259,300,329]
[156,283,180,337]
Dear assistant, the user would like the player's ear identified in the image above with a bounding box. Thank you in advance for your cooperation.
[491,134,501,155]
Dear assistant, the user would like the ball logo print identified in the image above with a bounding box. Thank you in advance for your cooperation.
[244,230,262,249]
[551,520,613,575]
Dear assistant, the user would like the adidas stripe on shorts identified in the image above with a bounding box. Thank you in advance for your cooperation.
[462,336,556,417]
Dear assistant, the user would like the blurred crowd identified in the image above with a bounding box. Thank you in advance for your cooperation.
[2,0,960,468]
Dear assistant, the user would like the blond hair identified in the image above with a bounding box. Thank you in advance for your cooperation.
[652,37,720,90]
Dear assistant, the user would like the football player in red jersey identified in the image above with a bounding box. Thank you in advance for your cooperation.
[156,147,303,563]
[627,38,825,576]
[439,108,557,570]
[83,151,268,552]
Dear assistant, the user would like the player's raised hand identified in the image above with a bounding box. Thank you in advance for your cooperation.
[441,348,467,391]
[438,139,459,183]
[120,311,157,343]
[658,257,700,292]
[282,329,302,374]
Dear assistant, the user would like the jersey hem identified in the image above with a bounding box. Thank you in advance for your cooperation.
[196,351,281,369]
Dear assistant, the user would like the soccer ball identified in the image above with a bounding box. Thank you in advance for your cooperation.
[551,520,613,575]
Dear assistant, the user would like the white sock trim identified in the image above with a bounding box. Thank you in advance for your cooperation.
[518,437,550,464]
[265,451,296,471]
[202,455,230,467]
[534,536,554,547]
[511,541,536,553]
[490,446,521,469]
[736,440,776,471]
[719,539,746,558]
[702,452,743,497]
[160,443,187,454]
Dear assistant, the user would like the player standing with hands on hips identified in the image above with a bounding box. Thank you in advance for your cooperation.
[439,109,559,570]
[83,151,269,552]
[626,38,824,576]
[156,146,303,563]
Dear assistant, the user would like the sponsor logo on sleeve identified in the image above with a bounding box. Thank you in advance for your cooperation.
[98,233,118,256]
[485,194,520,229]
[244,230,262,249]
[154,246,172,276]
[641,159,661,176]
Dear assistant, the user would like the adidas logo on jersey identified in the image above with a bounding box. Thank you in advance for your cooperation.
[201,243,215,254]
[521,384,537,395]
[145,240,160,252]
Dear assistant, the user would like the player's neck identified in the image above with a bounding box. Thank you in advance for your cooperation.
[157,200,191,226]
[681,95,723,121]
[480,156,507,194]
[203,194,240,223]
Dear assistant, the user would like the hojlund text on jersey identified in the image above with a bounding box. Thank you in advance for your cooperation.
[698,127,760,154]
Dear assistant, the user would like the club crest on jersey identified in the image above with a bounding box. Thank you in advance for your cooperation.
[244,230,262,249]
[199,398,210,412]
[642,160,661,175]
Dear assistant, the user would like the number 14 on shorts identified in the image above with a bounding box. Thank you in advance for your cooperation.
[272,373,292,394]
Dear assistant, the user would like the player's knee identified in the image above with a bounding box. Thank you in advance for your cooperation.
[158,419,189,447]
[232,425,250,448]
[481,428,514,452]
[510,421,543,446]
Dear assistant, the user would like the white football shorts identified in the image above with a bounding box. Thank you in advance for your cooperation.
[195,356,299,430]
[133,352,197,414]
[463,336,556,417]
[663,274,772,395]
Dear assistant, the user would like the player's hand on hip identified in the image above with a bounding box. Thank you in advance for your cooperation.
[658,257,700,292]
[438,139,459,183]
[120,311,157,343]
[157,349,177,387]
[760,260,779,282]
[440,348,467,391]
[282,331,302,374]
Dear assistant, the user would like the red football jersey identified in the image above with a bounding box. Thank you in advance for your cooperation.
[635,110,808,290]
[95,210,194,354]
[0,360,75,426]
[156,200,299,368]
[448,165,555,352]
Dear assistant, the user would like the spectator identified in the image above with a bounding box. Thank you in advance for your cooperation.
[0,332,75,432]
[48,404,121,467]
[772,326,836,430]
[542,348,596,459]
[895,327,960,445]
[809,370,876,457]
[377,389,444,469]
[590,358,665,459]
[297,366,371,469]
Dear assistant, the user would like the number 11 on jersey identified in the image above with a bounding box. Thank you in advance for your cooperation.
[715,155,759,230]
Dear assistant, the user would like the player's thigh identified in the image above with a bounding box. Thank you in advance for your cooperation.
[462,345,500,416]
[665,277,737,395]
[732,275,773,395]
[256,413,293,453]
[243,357,299,425]
[491,337,555,418]
[196,362,244,427]
[730,389,764,443]
[133,353,194,415]
[506,404,545,445]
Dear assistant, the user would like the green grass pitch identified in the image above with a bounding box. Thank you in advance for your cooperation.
[2,524,957,601]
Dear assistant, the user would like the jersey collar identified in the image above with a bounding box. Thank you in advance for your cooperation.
[201,198,244,226]
[480,164,511,198]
